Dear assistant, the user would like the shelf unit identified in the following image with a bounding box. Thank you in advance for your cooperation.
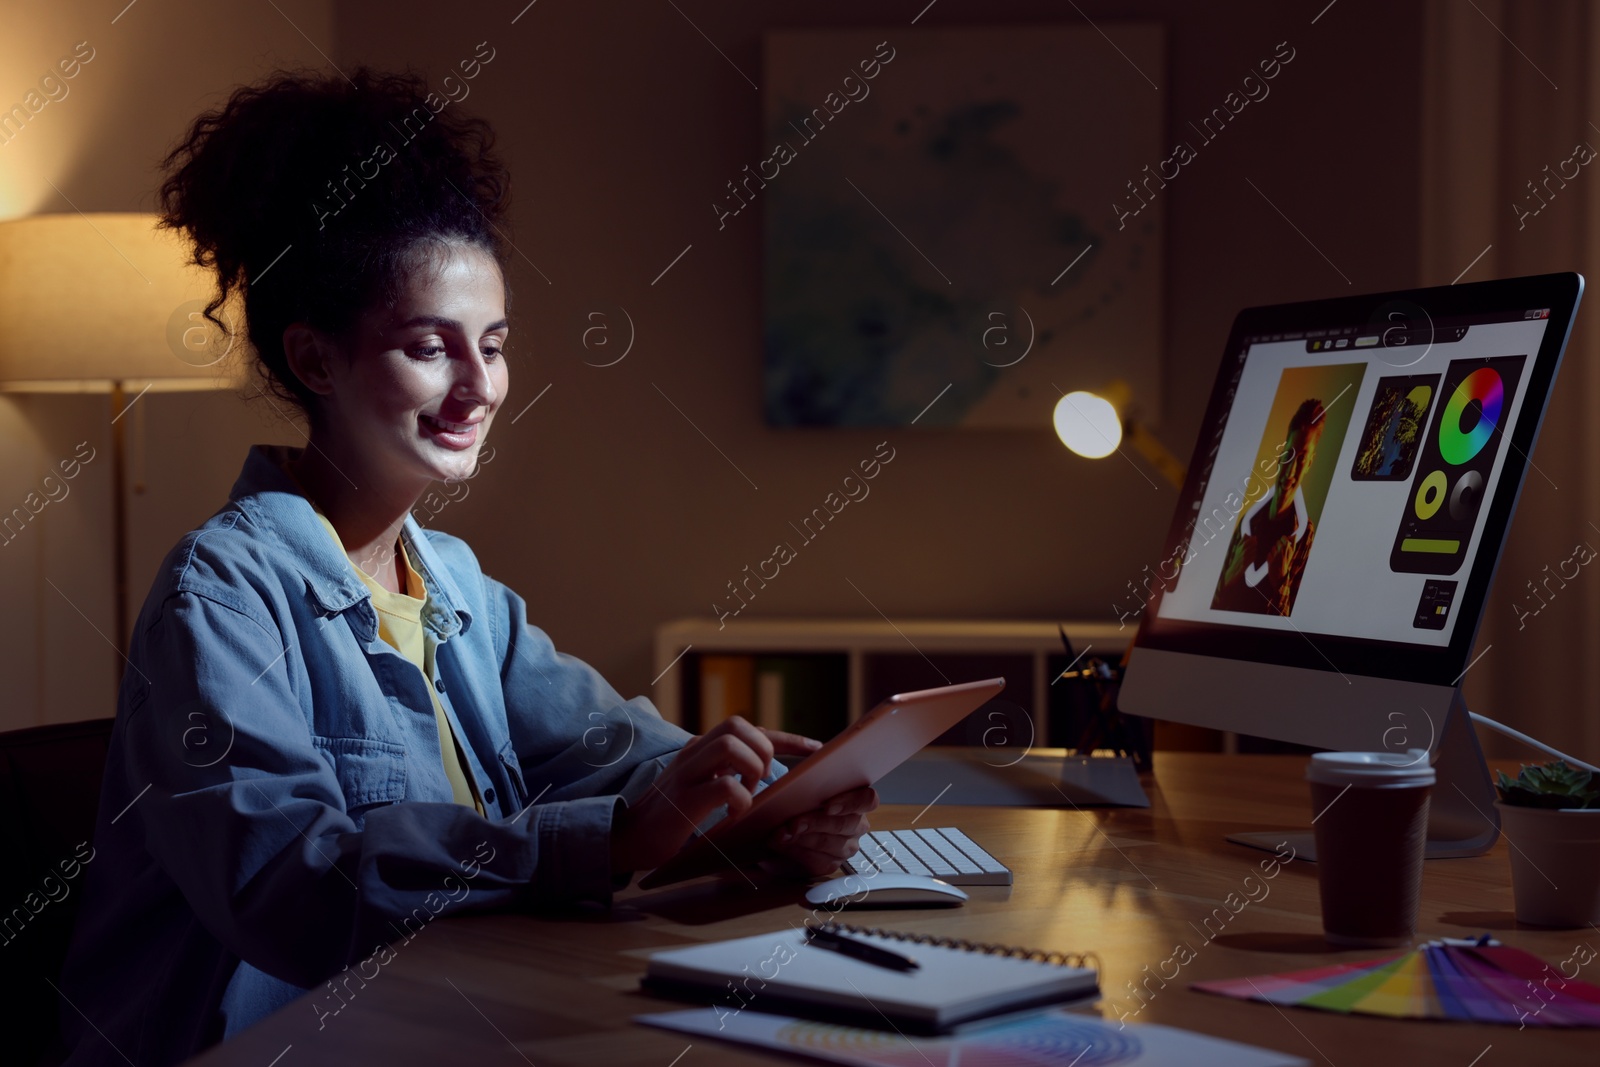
[651,618,1131,742]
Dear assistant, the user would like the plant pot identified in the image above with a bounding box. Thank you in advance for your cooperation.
[1494,802,1600,927]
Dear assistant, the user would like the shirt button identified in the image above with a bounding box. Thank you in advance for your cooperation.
[484,787,497,805]
[434,677,446,693]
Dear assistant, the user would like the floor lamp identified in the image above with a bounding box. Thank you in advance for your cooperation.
[0,213,243,689]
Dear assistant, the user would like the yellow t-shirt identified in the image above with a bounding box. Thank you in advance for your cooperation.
[311,511,483,814]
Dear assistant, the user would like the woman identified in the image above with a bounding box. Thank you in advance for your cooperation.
[58,67,875,1066]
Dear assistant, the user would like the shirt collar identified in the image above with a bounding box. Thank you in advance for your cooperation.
[226,444,474,638]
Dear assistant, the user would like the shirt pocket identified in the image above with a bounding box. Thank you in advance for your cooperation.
[313,736,408,811]
[496,738,529,810]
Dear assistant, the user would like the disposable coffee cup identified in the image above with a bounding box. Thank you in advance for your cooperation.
[1307,750,1434,948]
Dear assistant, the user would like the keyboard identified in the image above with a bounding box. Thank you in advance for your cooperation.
[842,826,1013,886]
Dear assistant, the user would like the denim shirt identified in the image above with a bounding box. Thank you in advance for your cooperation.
[58,444,697,1066]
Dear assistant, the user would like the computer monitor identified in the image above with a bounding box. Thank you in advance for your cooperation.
[1118,272,1584,858]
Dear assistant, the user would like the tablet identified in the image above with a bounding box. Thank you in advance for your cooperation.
[637,676,1006,889]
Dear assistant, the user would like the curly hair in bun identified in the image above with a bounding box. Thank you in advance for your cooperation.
[156,66,511,422]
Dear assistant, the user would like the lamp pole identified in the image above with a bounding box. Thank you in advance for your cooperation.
[109,382,131,691]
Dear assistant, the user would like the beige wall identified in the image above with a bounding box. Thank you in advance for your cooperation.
[1419,0,1600,762]
[3,1,1473,752]
[0,1,328,727]
[327,0,1428,707]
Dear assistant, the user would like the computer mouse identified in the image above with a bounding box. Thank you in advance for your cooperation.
[804,872,969,909]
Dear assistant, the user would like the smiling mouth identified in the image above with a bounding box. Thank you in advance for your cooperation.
[419,413,481,435]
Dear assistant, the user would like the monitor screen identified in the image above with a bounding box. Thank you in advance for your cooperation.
[1129,273,1583,692]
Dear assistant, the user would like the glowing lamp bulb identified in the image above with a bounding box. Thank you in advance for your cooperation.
[1054,391,1123,458]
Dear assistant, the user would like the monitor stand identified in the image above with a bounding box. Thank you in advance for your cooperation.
[1226,689,1500,861]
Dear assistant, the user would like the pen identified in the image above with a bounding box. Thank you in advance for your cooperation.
[804,925,920,972]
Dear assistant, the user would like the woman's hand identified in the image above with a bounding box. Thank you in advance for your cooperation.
[764,785,879,878]
[610,717,820,875]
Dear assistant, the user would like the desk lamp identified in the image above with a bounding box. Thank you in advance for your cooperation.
[0,213,243,686]
[1051,379,1185,759]
[1053,379,1187,489]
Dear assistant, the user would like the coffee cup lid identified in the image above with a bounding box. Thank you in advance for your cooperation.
[1307,749,1435,787]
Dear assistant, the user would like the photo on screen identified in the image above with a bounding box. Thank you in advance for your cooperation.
[1350,374,1438,481]
[1211,362,1367,617]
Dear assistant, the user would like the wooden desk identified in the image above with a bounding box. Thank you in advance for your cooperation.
[188,755,1592,1065]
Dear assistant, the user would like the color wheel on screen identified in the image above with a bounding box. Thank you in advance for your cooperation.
[1438,368,1503,466]
[1390,355,1526,575]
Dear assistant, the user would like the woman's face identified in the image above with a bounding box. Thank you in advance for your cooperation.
[325,242,508,490]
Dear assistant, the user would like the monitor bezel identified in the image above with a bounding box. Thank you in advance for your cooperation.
[1129,271,1584,689]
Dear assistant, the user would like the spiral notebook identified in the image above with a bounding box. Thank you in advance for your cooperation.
[641,922,1099,1033]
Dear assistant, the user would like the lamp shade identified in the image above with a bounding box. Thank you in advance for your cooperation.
[1053,378,1188,488]
[0,212,244,392]
[1053,390,1123,458]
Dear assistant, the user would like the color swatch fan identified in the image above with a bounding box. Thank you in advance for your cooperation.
[1194,937,1600,1026]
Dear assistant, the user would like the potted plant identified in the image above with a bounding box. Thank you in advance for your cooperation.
[1493,760,1600,927]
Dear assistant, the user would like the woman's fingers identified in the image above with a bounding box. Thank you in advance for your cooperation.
[714,716,778,772]
[786,830,863,860]
[622,716,820,873]
[788,852,845,878]
[759,727,826,758]
[685,717,783,787]
[682,772,756,822]
[777,811,869,846]
[672,730,768,790]
[782,839,861,876]
[682,718,828,789]
[818,786,878,816]
[767,814,860,876]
